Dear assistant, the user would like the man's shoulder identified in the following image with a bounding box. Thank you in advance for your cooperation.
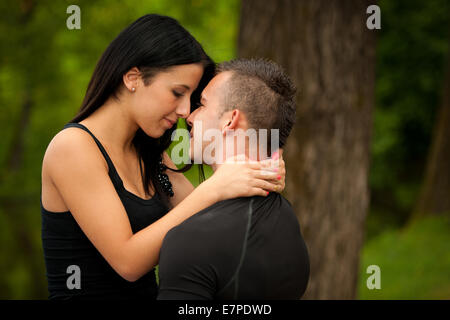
[176,193,290,231]
[172,197,252,231]
[161,197,253,255]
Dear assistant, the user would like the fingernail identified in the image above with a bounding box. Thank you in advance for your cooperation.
[266,191,269,196]
[272,151,279,160]
[277,175,281,180]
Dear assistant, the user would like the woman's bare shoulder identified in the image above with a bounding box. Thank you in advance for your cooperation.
[43,127,107,177]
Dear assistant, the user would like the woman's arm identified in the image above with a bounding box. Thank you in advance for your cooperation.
[163,150,286,209]
[45,131,280,282]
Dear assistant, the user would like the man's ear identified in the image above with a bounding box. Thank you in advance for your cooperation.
[221,109,240,134]
[123,67,141,92]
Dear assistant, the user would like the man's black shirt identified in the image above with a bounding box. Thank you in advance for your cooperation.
[157,192,310,300]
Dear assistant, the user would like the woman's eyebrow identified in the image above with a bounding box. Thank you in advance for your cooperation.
[176,84,190,90]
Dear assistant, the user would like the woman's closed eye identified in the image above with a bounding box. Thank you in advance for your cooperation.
[172,90,184,98]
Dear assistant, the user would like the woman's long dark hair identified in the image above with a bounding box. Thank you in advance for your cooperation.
[71,14,215,208]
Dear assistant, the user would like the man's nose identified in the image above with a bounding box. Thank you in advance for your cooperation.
[186,110,195,127]
[186,109,198,127]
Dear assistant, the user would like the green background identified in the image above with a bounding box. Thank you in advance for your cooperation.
[0,0,449,299]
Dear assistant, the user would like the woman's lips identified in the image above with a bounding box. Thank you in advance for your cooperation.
[164,118,176,127]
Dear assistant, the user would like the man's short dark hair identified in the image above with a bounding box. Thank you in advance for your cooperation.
[216,58,296,154]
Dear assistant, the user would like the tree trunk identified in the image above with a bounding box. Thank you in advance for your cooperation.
[414,41,450,217]
[238,0,376,299]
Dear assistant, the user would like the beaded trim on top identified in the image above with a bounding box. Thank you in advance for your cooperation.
[157,156,174,197]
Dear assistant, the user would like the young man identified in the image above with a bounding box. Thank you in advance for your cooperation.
[157,59,310,300]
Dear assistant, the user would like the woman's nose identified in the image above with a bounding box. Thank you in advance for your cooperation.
[176,98,191,119]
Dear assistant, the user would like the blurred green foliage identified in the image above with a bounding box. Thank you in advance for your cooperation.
[358,215,450,299]
[368,0,450,237]
[0,0,448,299]
[0,0,238,299]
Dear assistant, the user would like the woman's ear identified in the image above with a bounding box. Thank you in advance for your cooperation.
[123,67,141,92]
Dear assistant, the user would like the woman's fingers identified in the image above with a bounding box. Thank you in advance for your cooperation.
[253,160,285,194]
[251,178,280,193]
[211,153,287,200]
[225,156,263,169]
[252,170,284,193]
[222,153,285,195]
[254,170,280,181]
[250,187,271,197]
[260,157,284,170]
[264,178,284,186]
[225,154,284,172]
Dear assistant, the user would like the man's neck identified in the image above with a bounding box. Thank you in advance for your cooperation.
[211,152,270,172]
[209,134,271,172]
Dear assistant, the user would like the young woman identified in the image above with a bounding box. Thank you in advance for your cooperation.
[41,14,285,300]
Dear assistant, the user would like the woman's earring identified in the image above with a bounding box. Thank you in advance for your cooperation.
[131,87,136,92]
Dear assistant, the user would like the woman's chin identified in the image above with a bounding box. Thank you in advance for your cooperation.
[151,130,166,138]
[139,127,165,139]
[138,122,174,138]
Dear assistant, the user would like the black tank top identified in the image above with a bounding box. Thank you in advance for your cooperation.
[41,123,169,300]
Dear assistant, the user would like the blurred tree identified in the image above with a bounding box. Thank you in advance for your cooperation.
[414,32,450,218]
[238,0,376,299]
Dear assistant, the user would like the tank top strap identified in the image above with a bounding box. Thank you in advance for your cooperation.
[62,123,124,187]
